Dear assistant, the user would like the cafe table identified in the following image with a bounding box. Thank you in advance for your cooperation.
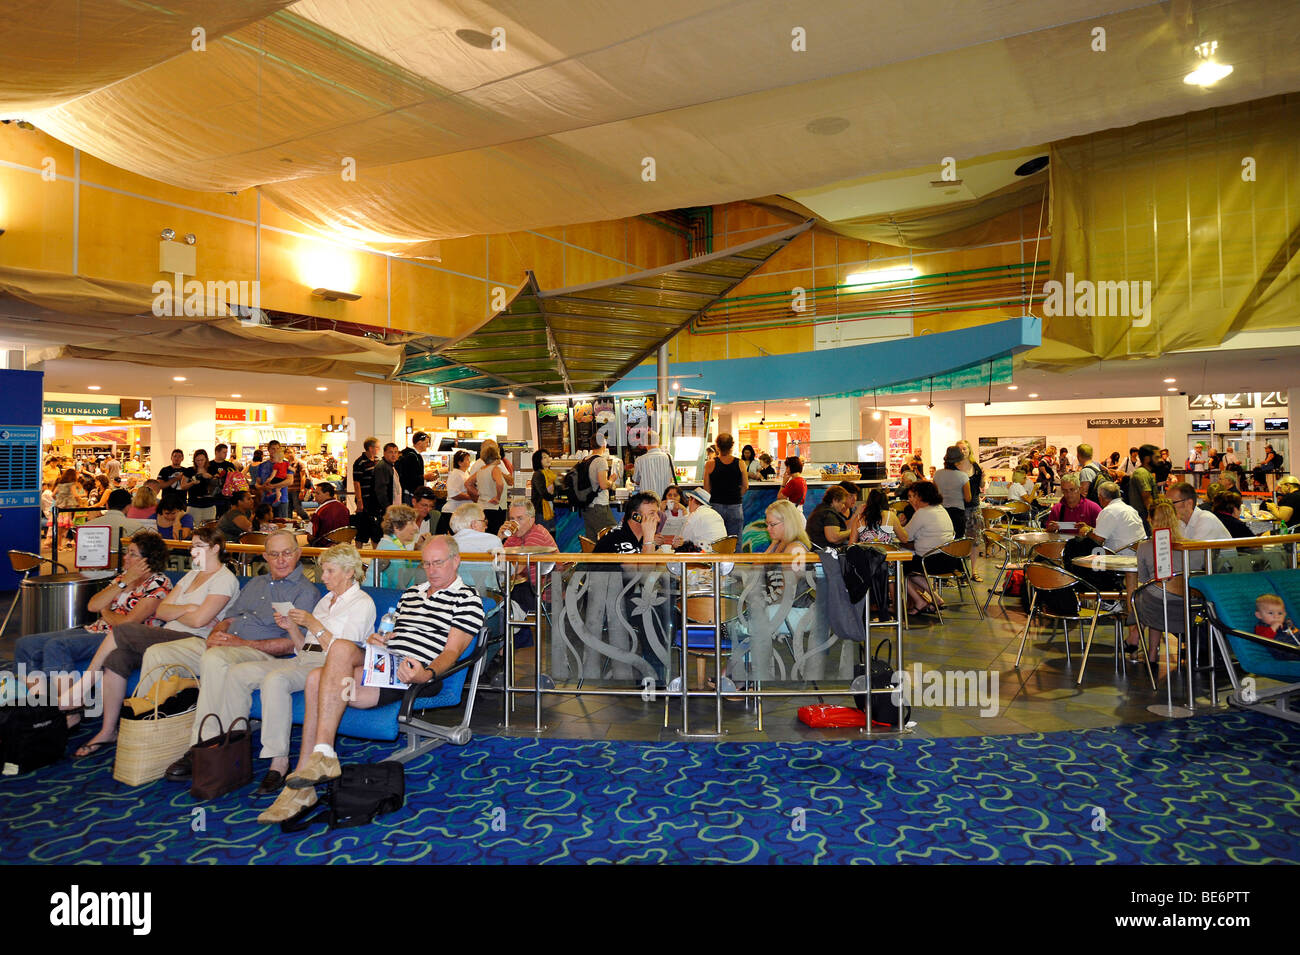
[1069,552,1152,690]
[1009,530,1074,558]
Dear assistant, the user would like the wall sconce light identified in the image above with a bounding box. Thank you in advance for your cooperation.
[184,233,196,245]
[160,228,175,241]
[312,288,362,302]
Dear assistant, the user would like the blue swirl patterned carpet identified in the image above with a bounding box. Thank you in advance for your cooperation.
[2,712,1298,864]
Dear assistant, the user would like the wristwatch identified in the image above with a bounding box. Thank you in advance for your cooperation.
[311,627,327,642]
[115,579,127,590]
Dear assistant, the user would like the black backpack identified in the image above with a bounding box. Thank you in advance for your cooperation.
[853,639,911,727]
[1080,463,1101,504]
[564,454,600,509]
[0,705,68,775]
[281,761,405,832]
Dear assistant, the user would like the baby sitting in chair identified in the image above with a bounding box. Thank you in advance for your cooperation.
[1254,594,1300,649]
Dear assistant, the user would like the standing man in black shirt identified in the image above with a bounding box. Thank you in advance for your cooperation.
[208,443,238,515]
[397,432,432,505]
[158,449,195,495]
[352,437,381,546]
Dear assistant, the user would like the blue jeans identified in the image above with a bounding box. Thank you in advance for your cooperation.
[12,627,103,675]
[715,503,744,540]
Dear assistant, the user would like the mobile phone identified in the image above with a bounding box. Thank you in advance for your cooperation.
[630,513,643,524]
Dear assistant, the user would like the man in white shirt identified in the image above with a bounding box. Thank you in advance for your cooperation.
[677,488,726,551]
[1169,481,1234,570]
[1122,447,1140,476]
[82,488,146,566]
[633,433,676,499]
[1079,481,1145,554]
[450,502,505,554]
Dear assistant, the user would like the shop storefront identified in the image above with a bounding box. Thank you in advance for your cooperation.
[42,397,151,472]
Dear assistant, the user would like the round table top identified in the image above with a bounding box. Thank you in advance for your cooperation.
[503,545,559,555]
[1011,532,1074,545]
[1072,554,1138,572]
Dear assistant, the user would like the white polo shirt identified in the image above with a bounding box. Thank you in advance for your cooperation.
[1093,499,1145,553]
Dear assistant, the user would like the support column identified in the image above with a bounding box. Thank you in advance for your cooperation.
[657,344,669,442]
[927,400,966,470]
[151,396,217,462]
[346,382,394,493]
[505,399,532,444]
[809,397,860,443]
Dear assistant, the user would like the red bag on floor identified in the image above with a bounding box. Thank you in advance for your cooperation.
[797,705,866,728]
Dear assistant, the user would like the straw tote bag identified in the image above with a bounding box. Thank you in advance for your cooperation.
[113,663,199,787]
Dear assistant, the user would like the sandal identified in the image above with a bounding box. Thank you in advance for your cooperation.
[74,738,116,759]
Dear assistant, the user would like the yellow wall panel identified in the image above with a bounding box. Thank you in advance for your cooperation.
[77,186,257,287]
[78,152,256,220]
[436,235,487,278]
[0,167,75,273]
[257,227,387,326]
[0,126,75,178]
[562,249,627,286]
[390,259,487,338]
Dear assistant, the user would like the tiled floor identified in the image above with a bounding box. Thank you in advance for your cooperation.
[0,553,1228,746]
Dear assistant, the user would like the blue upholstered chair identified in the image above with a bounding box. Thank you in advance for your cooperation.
[1192,569,1300,725]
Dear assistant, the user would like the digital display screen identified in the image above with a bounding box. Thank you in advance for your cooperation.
[1228,418,1253,432]
[1190,420,1213,432]
[1264,417,1288,431]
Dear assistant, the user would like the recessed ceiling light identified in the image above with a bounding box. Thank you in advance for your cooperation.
[1007,385,1019,391]
[172,376,187,382]
[87,385,101,391]
[806,116,850,136]
[1163,378,1176,383]
[230,393,241,398]
[316,386,327,391]
[341,400,348,405]
[1167,387,1178,392]
[1014,156,1049,177]
[1028,393,1039,398]
[455,28,496,48]
[908,398,918,403]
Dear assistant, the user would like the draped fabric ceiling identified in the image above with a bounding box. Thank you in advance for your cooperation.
[7,0,1300,260]
[3,0,1300,375]
[0,266,402,379]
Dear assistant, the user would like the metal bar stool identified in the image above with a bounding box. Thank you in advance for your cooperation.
[3,551,69,635]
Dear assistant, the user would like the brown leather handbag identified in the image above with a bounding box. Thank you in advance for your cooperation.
[189,714,253,800]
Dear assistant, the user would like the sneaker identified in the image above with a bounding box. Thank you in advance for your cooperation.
[1098,599,1124,614]
[285,751,341,790]
[257,785,317,825]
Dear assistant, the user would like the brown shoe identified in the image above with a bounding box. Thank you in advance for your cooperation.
[285,751,341,790]
[257,785,316,825]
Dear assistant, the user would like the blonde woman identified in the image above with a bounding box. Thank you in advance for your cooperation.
[125,485,158,520]
[378,504,424,590]
[251,543,376,795]
[472,441,508,534]
[1128,500,1185,664]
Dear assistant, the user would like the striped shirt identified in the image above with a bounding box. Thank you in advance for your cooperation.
[633,447,676,498]
[388,575,485,665]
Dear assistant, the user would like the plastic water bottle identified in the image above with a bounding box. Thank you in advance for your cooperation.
[379,608,397,635]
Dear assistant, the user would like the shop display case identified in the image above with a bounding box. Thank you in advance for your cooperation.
[887,417,912,476]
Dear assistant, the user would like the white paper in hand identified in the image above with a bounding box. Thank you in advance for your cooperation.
[271,601,295,615]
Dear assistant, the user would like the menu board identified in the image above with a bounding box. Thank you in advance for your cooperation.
[674,396,710,437]
[572,399,595,450]
[621,395,655,448]
[535,400,571,457]
[593,397,617,448]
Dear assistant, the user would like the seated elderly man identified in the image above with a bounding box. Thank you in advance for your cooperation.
[154,529,321,788]
[1044,473,1101,533]
[499,500,557,646]
[259,536,484,824]
[451,501,505,554]
[1069,480,1146,595]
